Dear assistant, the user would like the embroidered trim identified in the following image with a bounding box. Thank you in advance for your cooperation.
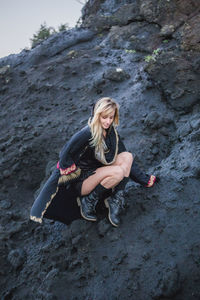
[57,162,77,175]
[30,186,59,224]
[30,168,81,224]
[30,215,43,223]
[58,168,81,185]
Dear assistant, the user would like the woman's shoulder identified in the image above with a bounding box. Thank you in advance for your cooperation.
[79,125,92,137]
[70,125,92,142]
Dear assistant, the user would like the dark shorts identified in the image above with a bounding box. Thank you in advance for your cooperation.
[73,168,97,196]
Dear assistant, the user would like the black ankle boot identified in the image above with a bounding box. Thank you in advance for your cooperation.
[77,184,107,222]
[104,190,124,227]
[105,177,129,227]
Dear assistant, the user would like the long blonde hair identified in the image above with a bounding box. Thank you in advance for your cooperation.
[88,97,119,163]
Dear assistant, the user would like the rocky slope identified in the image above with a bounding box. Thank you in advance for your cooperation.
[0,0,200,299]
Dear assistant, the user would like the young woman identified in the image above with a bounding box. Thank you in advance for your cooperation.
[30,97,156,227]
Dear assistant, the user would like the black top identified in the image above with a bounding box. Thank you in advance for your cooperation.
[58,125,126,171]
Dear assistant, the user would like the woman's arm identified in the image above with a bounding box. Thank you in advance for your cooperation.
[58,125,91,176]
[129,160,150,186]
[117,132,156,187]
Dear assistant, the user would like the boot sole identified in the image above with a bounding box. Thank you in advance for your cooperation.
[104,198,118,227]
[77,197,97,222]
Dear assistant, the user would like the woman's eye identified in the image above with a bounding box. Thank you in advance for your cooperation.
[102,115,114,120]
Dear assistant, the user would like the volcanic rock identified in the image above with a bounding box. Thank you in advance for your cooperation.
[0,0,200,299]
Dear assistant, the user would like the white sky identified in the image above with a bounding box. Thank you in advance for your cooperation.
[0,0,84,58]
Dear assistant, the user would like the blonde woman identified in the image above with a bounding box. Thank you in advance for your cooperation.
[30,97,156,227]
[74,97,133,226]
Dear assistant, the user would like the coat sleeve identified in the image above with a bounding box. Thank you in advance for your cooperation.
[129,160,151,186]
[58,125,91,175]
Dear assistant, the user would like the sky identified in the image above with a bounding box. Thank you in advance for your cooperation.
[0,0,85,58]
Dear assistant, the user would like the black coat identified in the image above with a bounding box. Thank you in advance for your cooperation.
[30,125,126,225]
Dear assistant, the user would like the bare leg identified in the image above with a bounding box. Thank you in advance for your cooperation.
[112,152,133,177]
[81,152,133,195]
[81,165,124,195]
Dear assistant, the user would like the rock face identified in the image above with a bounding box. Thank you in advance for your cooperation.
[0,1,200,299]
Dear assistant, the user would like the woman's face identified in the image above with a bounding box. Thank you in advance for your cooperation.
[99,109,115,130]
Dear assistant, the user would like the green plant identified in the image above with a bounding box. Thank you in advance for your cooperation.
[153,48,161,55]
[125,49,136,54]
[145,48,162,63]
[58,23,69,32]
[144,55,155,62]
[30,23,55,48]
[163,39,169,43]
[30,22,70,48]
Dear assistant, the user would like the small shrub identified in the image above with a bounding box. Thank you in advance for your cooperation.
[153,48,161,55]
[145,48,162,63]
[30,23,55,48]
[125,49,136,54]
[58,23,70,32]
[145,55,155,62]
[30,22,70,48]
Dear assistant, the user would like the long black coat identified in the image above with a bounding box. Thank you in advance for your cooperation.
[30,125,127,225]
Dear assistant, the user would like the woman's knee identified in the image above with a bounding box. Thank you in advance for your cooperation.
[120,152,134,164]
[112,166,124,181]
[127,152,134,164]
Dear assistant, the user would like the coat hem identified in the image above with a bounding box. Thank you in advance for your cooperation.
[30,186,59,224]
